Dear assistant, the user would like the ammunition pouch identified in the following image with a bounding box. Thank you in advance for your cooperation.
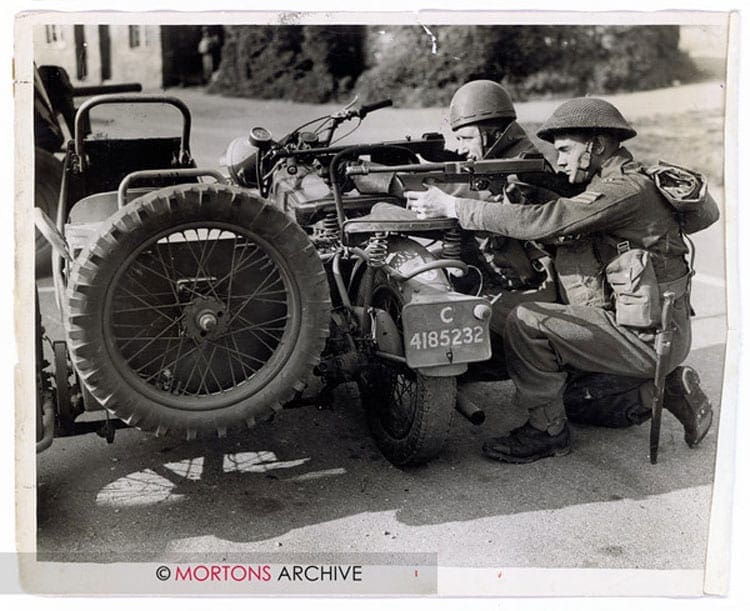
[658,272,691,302]
[605,248,661,329]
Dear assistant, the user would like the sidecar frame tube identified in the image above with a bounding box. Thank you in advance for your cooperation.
[75,94,192,167]
[116,169,226,209]
[52,141,75,317]
[331,251,353,311]
[328,144,421,235]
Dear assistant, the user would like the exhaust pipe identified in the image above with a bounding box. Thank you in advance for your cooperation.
[456,389,485,425]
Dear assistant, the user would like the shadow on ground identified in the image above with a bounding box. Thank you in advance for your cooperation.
[36,340,723,563]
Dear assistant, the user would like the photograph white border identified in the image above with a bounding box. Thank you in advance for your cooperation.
[4,1,748,607]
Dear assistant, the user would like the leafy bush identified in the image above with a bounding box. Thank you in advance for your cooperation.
[211,25,365,102]
[356,25,695,105]
[212,25,696,106]
[354,25,567,106]
[588,27,695,91]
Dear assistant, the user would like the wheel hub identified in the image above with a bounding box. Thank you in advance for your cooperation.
[184,296,229,341]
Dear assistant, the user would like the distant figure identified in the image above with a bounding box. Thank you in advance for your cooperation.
[198,27,219,84]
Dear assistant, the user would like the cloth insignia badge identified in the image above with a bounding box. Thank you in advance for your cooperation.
[570,191,603,204]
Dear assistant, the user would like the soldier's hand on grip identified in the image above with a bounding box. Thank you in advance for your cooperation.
[405,185,458,219]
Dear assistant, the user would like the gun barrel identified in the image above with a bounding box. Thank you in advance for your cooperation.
[346,157,546,176]
[347,162,444,175]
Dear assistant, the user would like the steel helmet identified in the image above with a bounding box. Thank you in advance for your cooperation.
[448,80,517,131]
[537,97,637,143]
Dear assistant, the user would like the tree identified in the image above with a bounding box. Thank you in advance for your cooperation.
[211,25,695,105]
[211,25,365,102]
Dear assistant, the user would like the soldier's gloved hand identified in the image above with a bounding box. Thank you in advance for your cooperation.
[404,186,459,219]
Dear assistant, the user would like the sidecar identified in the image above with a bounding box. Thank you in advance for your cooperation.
[36,94,333,450]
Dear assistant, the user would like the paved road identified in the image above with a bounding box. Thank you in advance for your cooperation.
[32,84,730,590]
[35,279,725,570]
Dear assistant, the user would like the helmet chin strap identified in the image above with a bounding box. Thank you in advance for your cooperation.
[571,140,595,183]
[578,140,594,170]
[481,123,514,160]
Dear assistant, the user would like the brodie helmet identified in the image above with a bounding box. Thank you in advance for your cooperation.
[448,80,517,131]
[537,97,637,143]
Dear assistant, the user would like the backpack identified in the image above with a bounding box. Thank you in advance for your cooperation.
[644,161,720,235]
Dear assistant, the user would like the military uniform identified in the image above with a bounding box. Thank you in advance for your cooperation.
[448,121,565,337]
[453,147,701,435]
[435,79,571,337]
[364,119,568,340]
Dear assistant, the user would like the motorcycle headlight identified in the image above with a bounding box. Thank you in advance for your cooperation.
[221,137,258,187]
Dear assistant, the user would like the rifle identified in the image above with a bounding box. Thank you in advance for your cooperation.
[650,291,677,464]
[345,157,547,195]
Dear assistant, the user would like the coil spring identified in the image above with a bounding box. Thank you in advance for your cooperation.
[442,226,462,259]
[367,232,388,267]
[321,213,340,240]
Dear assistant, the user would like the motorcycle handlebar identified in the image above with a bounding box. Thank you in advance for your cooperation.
[358,99,393,117]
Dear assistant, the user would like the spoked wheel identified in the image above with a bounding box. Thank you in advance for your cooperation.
[66,184,331,438]
[359,276,455,466]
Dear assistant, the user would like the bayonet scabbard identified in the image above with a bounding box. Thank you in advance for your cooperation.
[649,291,676,464]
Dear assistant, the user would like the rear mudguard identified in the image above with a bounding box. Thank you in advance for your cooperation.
[381,235,454,298]
[367,236,475,377]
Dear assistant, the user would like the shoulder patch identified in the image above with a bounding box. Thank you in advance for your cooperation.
[570,191,603,204]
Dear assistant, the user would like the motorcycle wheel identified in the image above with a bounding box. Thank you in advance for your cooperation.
[65,184,331,439]
[358,275,456,466]
[35,148,63,277]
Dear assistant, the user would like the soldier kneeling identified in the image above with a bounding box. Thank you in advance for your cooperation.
[405,97,718,463]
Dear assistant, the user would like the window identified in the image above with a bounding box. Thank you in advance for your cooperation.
[128,25,141,48]
[74,25,87,80]
[45,25,62,44]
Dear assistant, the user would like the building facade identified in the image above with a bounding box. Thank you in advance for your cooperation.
[33,24,215,90]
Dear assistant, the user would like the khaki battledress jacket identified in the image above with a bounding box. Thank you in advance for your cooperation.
[450,121,555,293]
[454,147,692,308]
[450,146,719,432]
[452,147,704,431]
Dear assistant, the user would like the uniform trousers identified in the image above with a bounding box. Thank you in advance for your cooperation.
[503,297,692,434]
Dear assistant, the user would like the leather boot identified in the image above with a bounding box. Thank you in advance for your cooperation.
[664,366,713,448]
[482,422,571,464]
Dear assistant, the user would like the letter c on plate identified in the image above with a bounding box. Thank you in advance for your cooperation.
[440,306,454,324]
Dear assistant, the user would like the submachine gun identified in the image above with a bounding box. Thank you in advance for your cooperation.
[345,156,548,195]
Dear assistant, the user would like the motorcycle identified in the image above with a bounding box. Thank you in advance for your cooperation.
[37,93,513,466]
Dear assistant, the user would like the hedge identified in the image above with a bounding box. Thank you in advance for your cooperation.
[211,25,697,106]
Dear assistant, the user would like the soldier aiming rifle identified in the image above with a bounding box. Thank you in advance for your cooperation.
[406,97,717,464]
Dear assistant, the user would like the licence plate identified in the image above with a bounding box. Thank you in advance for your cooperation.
[402,296,492,368]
